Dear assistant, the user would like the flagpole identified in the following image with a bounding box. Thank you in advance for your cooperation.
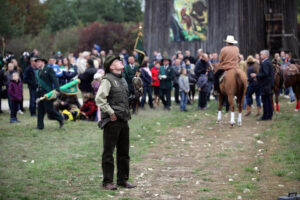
[134,25,146,66]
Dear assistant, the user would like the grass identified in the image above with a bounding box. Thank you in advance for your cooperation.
[0,92,299,199]
[0,96,208,199]
[268,106,300,181]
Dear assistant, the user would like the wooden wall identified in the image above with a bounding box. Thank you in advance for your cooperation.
[144,0,299,58]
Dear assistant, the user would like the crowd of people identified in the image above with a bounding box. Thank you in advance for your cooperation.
[0,44,297,125]
[0,38,298,191]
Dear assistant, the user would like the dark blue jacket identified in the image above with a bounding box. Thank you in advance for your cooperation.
[256,59,274,95]
[23,66,37,89]
[140,68,152,86]
[194,59,209,79]
[247,64,258,87]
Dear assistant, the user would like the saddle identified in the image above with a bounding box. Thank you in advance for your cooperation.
[286,64,300,76]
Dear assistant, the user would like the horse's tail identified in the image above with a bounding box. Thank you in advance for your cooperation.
[235,71,245,105]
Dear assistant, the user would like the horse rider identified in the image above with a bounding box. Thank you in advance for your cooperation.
[214,35,240,94]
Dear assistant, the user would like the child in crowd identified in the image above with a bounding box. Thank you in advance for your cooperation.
[92,69,105,121]
[92,69,105,96]
[178,67,190,112]
[54,96,80,121]
[79,93,97,121]
[197,72,209,110]
[8,72,23,123]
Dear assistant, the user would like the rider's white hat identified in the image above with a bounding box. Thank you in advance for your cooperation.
[224,35,238,44]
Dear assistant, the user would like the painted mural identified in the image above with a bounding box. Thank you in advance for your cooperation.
[170,0,208,42]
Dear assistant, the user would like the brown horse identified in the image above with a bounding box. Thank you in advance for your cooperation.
[272,60,284,112]
[283,64,300,111]
[214,64,248,126]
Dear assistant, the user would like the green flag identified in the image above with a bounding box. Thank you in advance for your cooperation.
[38,79,81,101]
[134,31,146,66]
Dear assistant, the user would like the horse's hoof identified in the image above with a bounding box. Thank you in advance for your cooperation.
[216,120,221,124]
[294,109,299,112]
[237,122,242,127]
[230,124,234,128]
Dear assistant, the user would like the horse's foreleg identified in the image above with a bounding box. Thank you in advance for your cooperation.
[237,96,243,127]
[228,95,235,125]
[295,99,300,111]
[275,90,280,112]
[217,95,224,122]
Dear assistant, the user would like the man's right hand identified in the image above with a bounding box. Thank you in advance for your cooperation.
[110,113,117,121]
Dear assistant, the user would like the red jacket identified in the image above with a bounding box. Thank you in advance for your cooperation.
[151,66,160,87]
[80,100,97,118]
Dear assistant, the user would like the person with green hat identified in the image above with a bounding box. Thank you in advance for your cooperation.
[159,57,174,110]
[123,56,139,113]
[35,58,64,129]
[95,55,136,190]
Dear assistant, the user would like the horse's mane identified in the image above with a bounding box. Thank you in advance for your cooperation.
[212,63,220,73]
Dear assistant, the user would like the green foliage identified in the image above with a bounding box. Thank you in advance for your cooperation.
[1,0,143,39]
[72,0,142,24]
[46,0,78,32]
[52,28,80,55]
[0,0,23,38]
[27,29,53,58]
[121,0,143,22]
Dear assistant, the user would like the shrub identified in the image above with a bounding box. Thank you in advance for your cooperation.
[78,22,140,54]
[52,27,80,57]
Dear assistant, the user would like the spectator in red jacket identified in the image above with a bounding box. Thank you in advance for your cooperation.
[151,60,161,106]
[8,72,23,123]
[80,93,97,121]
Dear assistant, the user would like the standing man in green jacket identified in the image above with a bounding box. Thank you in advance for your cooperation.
[95,55,136,190]
[123,56,138,113]
[35,58,64,130]
[159,57,174,110]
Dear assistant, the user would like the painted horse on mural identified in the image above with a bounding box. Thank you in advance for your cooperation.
[214,64,248,126]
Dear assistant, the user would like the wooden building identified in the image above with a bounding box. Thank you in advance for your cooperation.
[144,0,299,59]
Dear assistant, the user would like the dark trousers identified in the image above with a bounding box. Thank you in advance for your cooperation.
[159,88,171,108]
[174,84,180,104]
[141,85,153,108]
[7,92,12,111]
[214,69,225,92]
[29,88,37,115]
[246,85,261,107]
[261,94,273,120]
[206,81,213,101]
[129,91,137,113]
[198,91,208,108]
[188,84,196,101]
[11,100,21,119]
[0,86,2,112]
[102,120,130,185]
[37,99,63,129]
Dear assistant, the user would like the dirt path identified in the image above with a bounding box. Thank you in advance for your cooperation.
[113,111,298,200]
